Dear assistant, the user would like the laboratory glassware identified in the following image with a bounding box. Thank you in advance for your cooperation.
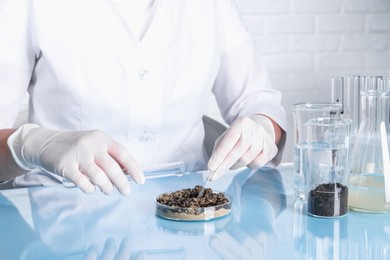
[349,76,390,213]
[331,75,365,138]
[306,117,351,217]
[291,102,342,201]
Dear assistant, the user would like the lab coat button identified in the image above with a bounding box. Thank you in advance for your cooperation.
[138,131,149,142]
[138,69,149,80]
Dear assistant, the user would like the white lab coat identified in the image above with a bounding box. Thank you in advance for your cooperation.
[0,0,286,186]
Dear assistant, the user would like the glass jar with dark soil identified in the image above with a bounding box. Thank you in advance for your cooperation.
[305,117,351,218]
[307,182,348,217]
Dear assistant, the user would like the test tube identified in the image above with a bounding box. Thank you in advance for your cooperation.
[331,75,364,140]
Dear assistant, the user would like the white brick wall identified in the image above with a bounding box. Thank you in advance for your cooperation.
[207,0,390,163]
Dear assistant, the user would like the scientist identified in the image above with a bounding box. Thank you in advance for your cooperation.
[0,0,286,195]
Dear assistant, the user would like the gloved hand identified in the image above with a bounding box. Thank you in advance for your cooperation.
[7,124,145,195]
[208,115,278,181]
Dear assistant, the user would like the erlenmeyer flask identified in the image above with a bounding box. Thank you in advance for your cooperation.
[349,76,390,213]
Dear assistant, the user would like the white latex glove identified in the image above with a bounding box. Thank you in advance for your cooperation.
[208,115,278,181]
[7,124,145,195]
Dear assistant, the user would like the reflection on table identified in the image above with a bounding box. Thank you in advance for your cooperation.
[294,199,390,260]
[1,164,389,259]
[0,167,286,260]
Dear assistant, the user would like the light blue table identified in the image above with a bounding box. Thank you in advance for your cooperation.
[0,163,389,259]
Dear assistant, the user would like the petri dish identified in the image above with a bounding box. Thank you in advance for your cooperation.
[155,212,232,236]
[155,190,232,222]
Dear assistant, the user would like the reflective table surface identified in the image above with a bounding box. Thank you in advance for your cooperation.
[1,163,389,260]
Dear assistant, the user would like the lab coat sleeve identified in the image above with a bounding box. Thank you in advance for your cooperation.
[0,0,35,128]
[212,0,287,165]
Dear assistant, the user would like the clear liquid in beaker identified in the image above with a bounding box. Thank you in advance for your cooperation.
[294,144,308,201]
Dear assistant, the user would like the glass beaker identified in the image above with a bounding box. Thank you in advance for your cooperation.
[306,117,351,218]
[349,76,390,213]
[291,102,342,201]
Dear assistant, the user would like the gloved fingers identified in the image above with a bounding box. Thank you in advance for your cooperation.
[210,141,249,181]
[248,154,267,169]
[230,137,263,170]
[210,125,253,181]
[62,165,96,194]
[79,160,114,195]
[248,140,278,169]
[208,124,242,172]
[108,142,145,185]
[94,152,131,196]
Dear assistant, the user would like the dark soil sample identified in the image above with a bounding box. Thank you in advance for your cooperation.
[155,185,231,220]
[307,183,348,217]
[156,185,229,208]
